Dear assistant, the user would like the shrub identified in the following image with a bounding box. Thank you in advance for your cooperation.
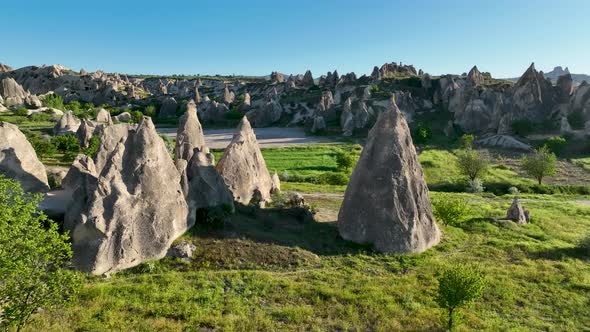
[52,135,80,154]
[0,175,81,330]
[130,110,144,123]
[508,186,520,195]
[466,178,485,193]
[432,193,471,226]
[511,120,534,136]
[335,150,356,171]
[83,136,101,158]
[461,134,475,149]
[543,136,567,156]
[436,265,485,330]
[413,123,432,144]
[29,112,53,122]
[521,146,557,185]
[280,170,290,181]
[14,108,29,116]
[43,94,64,109]
[457,149,489,181]
[143,105,157,117]
[30,137,57,159]
[315,172,349,185]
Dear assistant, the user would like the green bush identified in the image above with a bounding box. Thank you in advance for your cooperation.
[14,108,29,116]
[29,112,53,122]
[52,135,80,154]
[30,137,57,158]
[412,123,432,144]
[143,105,157,117]
[43,94,64,110]
[83,136,100,158]
[335,150,356,171]
[432,193,471,226]
[315,172,349,185]
[130,110,144,123]
[0,175,81,330]
[436,265,485,330]
[456,149,489,181]
[543,136,567,155]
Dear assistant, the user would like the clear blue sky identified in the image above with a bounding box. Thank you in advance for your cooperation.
[2,0,589,78]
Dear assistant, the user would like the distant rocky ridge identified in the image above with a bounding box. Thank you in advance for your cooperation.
[506,66,590,85]
[1,61,589,141]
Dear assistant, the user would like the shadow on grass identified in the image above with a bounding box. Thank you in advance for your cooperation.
[190,204,373,257]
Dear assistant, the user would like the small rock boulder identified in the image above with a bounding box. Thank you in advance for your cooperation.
[175,100,206,162]
[54,111,81,136]
[506,198,529,224]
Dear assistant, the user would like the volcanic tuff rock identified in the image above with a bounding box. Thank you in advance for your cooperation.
[159,96,178,118]
[216,117,274,204]
[95,108,113,125]
[175,99,205,162]
[54,111,81,136]
[337,98,441,253]
[186,148,234,224]
[302,70,315,86]
[0,77,28,106]
[223,85,235,104]
[0,63,13,73]
[113,111,132,123]
[64,117,188,275]
[76,119,100,148]
[506,198,529,224]
[311,116,326,133]
[0,121,49,192]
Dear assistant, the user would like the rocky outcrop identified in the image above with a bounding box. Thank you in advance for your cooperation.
[271,172,281,194]
[95,108,113,125]
[371,62,418,80]
[175,100,205,162]
[113,111,132,123]
[186,148,234,224]
[511,63,555,121]
[466,66,485,86]
[54,111,81,136]
[0,77,28,106]
[159,97,178,118]
[247,98,283,127]
[0,121,49,192]
[302,70,314,87]
[223,85,235,104]
[506,198,529,224]
[0,64,13,73]
[311,116,326,133]
[76,119,100,148]
[270,72,285,83]
[477,134,531,151]
[65,117,189,275]
[337,98,441,253]
[217,117,273,204]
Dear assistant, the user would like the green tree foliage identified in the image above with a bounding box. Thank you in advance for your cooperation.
[543,136,567,156]
[0,175,80,331]
[335,149,355,171]
[14,108,29,116]
[521,146,557,185]
[461,134,475,150]
[43,94,64,110]
[130,110,144,123]
[432,193,471,226]
[30,136,57,159]
[143,105,157,117]
[456,149,489,182]
[83,136,101,158]
[436,265,485,330]
[413,123,432,144]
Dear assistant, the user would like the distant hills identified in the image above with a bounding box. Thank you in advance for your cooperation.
[506,66,590,85]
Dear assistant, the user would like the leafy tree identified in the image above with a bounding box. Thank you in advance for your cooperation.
[432,193,471,226]
[52,135,80,153]
[436,265,485,330]
[130,110,144,123]
[43,94,64,110]
[14,108,29,116]
[413,123,433,144]
[30,136,57,159]
[543,136,567,156]
[456,149,489,182]
[521,146,557,185]
[83,136,101,158]
[335,149,356,171]
[0,175,80,331]
[143,105,157,117]
[461,134,475,150]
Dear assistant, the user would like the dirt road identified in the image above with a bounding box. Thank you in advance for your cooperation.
[157,127,339,149]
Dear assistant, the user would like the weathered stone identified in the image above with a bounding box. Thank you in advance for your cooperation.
[113,111,132,123]
[217,117,274,204]
[223,85,235,104]
[159,97,178,118]
[337,98,441,253]
[175,100,205,162]
[0,77,28,106]
[477,134,531,151]
[54,111,81,136]
[95,108,113,125]
[65,117,188,275]
[506,198,528,224]
[271,172,281,194]
[166,241,196,261]
[0,121,49,192]
[302,70,314,86]
[76,119,100,148]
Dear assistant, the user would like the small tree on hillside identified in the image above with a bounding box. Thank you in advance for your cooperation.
[457,149,489,182]
[0,176,80,331]
[436,265,486,330]
[521,146,557,185]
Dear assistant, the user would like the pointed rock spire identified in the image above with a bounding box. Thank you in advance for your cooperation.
[175,99,206,162]
[337,97,441,253]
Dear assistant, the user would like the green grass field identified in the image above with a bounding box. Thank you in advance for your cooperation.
[26,194,590,331]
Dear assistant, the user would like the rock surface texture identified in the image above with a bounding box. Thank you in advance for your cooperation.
[175,99,206,162]
[216,117,274,204]
[64,117,189,275]
[337,99,441,253]
[0,121,49,192]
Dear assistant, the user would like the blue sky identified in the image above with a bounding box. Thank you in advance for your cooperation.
[2,0,589,77]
